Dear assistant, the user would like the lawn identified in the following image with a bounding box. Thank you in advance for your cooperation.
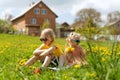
[0,34,120,80]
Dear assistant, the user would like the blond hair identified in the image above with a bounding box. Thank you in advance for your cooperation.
[67,32,80,40]
[40,28,55,41]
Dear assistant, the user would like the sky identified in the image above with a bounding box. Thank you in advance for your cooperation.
[0,0,120,25]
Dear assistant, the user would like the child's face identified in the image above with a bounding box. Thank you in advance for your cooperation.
[40,37,53,46]
[68,38,80,47]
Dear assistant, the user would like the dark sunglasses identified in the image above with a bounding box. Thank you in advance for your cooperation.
[72,39,80,43]
[40,38,48,41]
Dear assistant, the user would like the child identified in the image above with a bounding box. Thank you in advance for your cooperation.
[25,28,64,73]
[64,32,88,67]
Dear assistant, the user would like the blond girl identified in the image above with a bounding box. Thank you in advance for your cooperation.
[64,32,88,67]
[25,28,64,73]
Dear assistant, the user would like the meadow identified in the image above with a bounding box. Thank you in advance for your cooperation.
[0,34,120,80]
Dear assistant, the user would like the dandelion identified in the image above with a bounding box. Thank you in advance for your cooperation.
[101,57,105,62]
[19,59,27,66]
[74,64,81,68]
[64,76,67,79]
[28,66,33,69]
[117,52,120,55]
[90,72,96,77]
[65,47,75,54]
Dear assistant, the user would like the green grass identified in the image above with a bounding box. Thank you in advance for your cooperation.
[0,34,120,80]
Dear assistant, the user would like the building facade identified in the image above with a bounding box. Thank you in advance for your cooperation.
[11,1,58,36]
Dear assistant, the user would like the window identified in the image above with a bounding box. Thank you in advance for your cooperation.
[42,9,47,14]
[30,18,36,24]
[34,8,40,14]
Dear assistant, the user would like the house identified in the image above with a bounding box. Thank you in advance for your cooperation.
[56,22,74,37]
[61,22,70,27]
[106,20,120,35]
[11,1,58,36]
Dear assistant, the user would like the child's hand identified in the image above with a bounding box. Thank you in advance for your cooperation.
[65,47,74,54]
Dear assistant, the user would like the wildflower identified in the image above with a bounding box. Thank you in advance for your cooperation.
[117,52,120,55]
[29,66,33,69]
[74,64,81,68]
[90,72,96,77]
[19,59,27,66]
[64,76,67,79]
[101,57,105,62]
[65,47,75,54]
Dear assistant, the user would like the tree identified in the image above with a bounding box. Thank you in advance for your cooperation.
[0,19,14,33]
[75,17,102,40]
[75,8,101,23]
[41,19,50,30]
[107,11,120,23]
[4,13,13,22]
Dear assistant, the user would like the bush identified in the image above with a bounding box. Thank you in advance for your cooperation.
[0,19,15,34]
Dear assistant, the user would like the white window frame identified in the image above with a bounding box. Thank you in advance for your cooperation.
[30,18,36,24]
[42,9,47,14]
[34,8,40,14]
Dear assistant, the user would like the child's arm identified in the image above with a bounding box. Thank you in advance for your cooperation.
[39,46,56,56]
[33,48,47,56]
[79,47,86,58]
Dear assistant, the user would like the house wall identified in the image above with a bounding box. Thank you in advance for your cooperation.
[25,2,56,29]
[58,28,75,37]
[12,17,25,32]
[11,1,57,36]
[27,26,40,36]
[110,21,120,34]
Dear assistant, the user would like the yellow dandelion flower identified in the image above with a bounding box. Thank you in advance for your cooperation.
[64,75,68,79]
[29,66,33,69]
[65,47,75,54]
[74,64,81,68]
[101,57,105,62]
[19,59,27,66]
[90,72,96,77]
[117,52,120,55]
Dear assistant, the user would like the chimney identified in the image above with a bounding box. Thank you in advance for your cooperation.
[29,2,35,6]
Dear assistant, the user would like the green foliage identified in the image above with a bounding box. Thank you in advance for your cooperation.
[41,20,50,30]
[86,40,120,80]
[103,25,120,35]
[76,17,102,40]
[0,19,15,33]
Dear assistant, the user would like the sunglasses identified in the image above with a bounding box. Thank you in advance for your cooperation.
[72,39,80,43]
[40,38,48,42]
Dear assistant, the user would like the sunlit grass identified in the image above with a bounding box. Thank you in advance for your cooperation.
[0,34,120,80]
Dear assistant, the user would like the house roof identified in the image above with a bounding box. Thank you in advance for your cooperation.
[61,22,70,27]
[11,1,58,21]
[106,20,120,26]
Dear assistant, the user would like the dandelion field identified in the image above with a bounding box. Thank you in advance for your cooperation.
[0,34,120,80]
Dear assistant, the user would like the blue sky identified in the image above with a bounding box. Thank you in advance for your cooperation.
[0,0,120,25]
